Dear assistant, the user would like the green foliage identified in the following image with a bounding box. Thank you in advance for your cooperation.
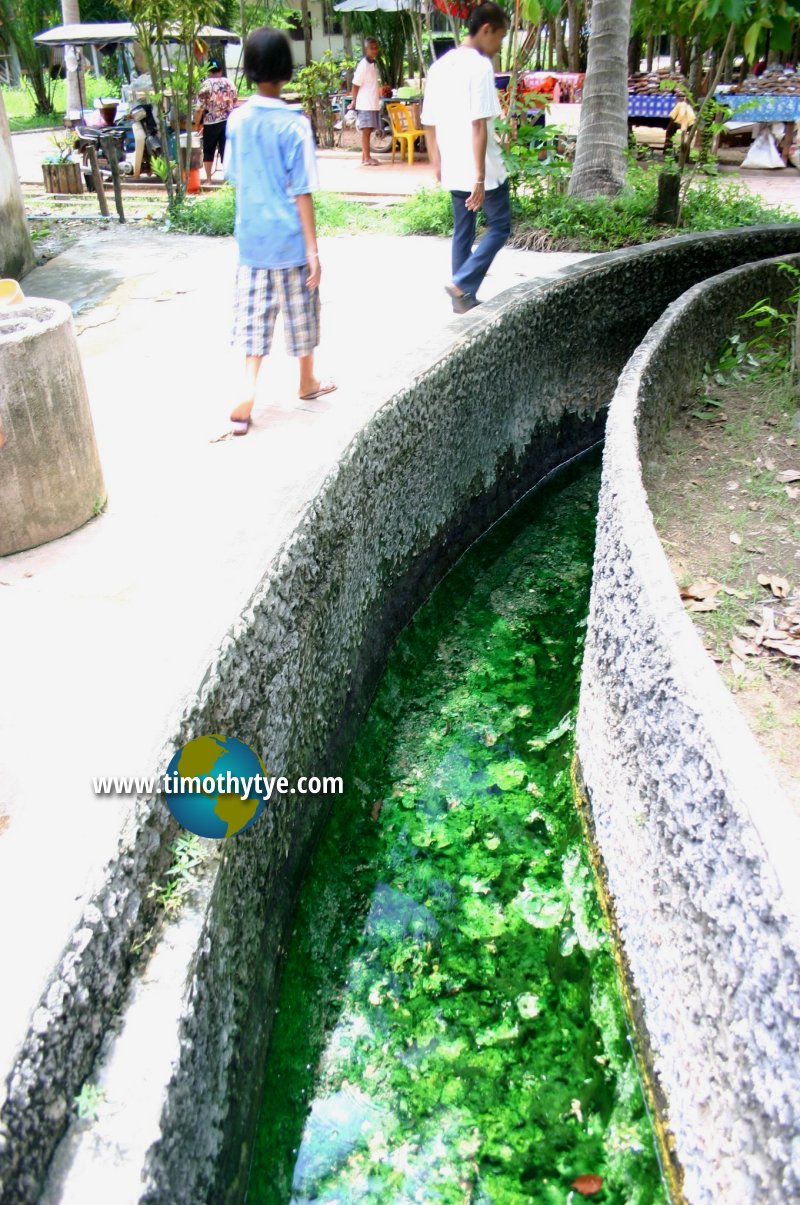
[0,0,59,115]
[147,832,206,916]
[124,0,224,202]
[348,10,410,88]
[166,187,381,236]
[249,458,665,1204]
[394,186,454,236]
[74,1082,105,1122]
[2,76,123,129]
[509,166,789,252]
[294,51,354,149]
[737,261,800,374]
[41,129,78,164]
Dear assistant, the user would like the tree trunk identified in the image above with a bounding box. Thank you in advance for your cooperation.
[61,0,86,117]
[568,0,632,198]
[646,31,654,71]
[567,0,581,71]
[8,42,22,87]
[0,90,36,278]
[669,34,677,72]
[628,31,642,75]
[688,35,702,95]
[556,5,568,69]
[547,22,555,68]
[300,0,313,66]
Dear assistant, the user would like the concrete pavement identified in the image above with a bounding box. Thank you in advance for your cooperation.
[0,225,590,1143]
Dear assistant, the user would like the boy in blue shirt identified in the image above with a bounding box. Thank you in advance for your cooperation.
[225,28,336,435]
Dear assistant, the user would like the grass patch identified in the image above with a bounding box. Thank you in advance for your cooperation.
[166,187,385,237]
[2,77,120,131]
[162,162,789,253]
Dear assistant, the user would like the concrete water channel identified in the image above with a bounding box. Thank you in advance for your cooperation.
[2,226,800,1204]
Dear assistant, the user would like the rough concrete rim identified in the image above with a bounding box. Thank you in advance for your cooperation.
[577,253,800,1204]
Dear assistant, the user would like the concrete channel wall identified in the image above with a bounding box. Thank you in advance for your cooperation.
[577,255,800,1205]
[5,226,800,1205]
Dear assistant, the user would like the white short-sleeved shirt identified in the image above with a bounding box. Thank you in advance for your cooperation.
[352,57,380,111]
[421,47,507,192]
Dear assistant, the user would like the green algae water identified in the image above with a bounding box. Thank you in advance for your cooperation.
[247,454,666,1205]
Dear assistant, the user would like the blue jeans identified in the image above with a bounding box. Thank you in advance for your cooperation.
[450,179,512,298]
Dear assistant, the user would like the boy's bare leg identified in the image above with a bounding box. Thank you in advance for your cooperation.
[230,355,261,422]
[298,353,320,398]
[361,128,377,165]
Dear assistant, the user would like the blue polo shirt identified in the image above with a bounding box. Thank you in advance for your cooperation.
[224,96,319,269]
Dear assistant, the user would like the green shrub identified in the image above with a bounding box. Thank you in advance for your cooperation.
[393,186,454,236]
[167,187,236,236]
[508,166,788,252]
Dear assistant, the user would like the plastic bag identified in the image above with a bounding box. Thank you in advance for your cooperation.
[742,126,785,169]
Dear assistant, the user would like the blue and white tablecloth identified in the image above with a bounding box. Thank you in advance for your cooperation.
[627,93,676,118]
[715,93,800,123]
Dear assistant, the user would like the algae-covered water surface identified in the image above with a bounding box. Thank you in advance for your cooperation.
[248,454,666,1204]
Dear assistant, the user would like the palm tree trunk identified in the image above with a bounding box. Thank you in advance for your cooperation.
[568,0,631,198]
[61,0,86,117]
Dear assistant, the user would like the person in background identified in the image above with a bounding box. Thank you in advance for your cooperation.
[224,28,336,436]
[349,37,382,166]
[194,60,238,183]
[422,3,511,314]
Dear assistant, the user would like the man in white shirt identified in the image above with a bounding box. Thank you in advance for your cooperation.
[421,3,510,313]
[349,37,382,166]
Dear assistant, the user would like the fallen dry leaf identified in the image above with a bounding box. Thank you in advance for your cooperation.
[729,532,742,545]
[786,486,799,501]
[371,799,383,822]
[776,469,800,483]
[763,636,800,659]
[730,636,756,658]
[765,457,776,471]
[686,598,720,612]
[730,654,747,678]
[572,1175,604,1196]
[758,573,790,599]
[720,585,749,599]
[680,578,720,601]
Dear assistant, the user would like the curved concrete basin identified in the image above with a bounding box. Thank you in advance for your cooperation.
[5,226,800,1205]
[577,254,800,1204]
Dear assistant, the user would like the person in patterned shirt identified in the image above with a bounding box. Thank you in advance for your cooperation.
[194,61,238,183]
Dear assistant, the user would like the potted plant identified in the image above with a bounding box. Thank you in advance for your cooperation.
[42,131,84,195]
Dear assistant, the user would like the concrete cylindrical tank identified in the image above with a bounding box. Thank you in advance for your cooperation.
[0,299,106,556]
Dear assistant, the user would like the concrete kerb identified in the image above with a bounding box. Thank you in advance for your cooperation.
[577,255,800,1204]
[6,225,800,1205]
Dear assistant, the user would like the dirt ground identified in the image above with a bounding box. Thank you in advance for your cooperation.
[644,352,800,815]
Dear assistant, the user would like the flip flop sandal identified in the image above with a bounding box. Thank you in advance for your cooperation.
[231,416,252,436]
[299,382,338,401]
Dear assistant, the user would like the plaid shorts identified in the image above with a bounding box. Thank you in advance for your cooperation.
[232,264,320,358]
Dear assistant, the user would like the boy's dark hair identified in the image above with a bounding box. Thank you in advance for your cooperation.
[467,2,509,35]
[244,27,294,85]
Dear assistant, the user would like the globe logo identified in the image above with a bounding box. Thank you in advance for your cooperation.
[163,734,268,839]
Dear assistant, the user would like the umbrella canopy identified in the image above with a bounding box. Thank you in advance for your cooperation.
[34,22,240,46]
[334,0,417,10]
